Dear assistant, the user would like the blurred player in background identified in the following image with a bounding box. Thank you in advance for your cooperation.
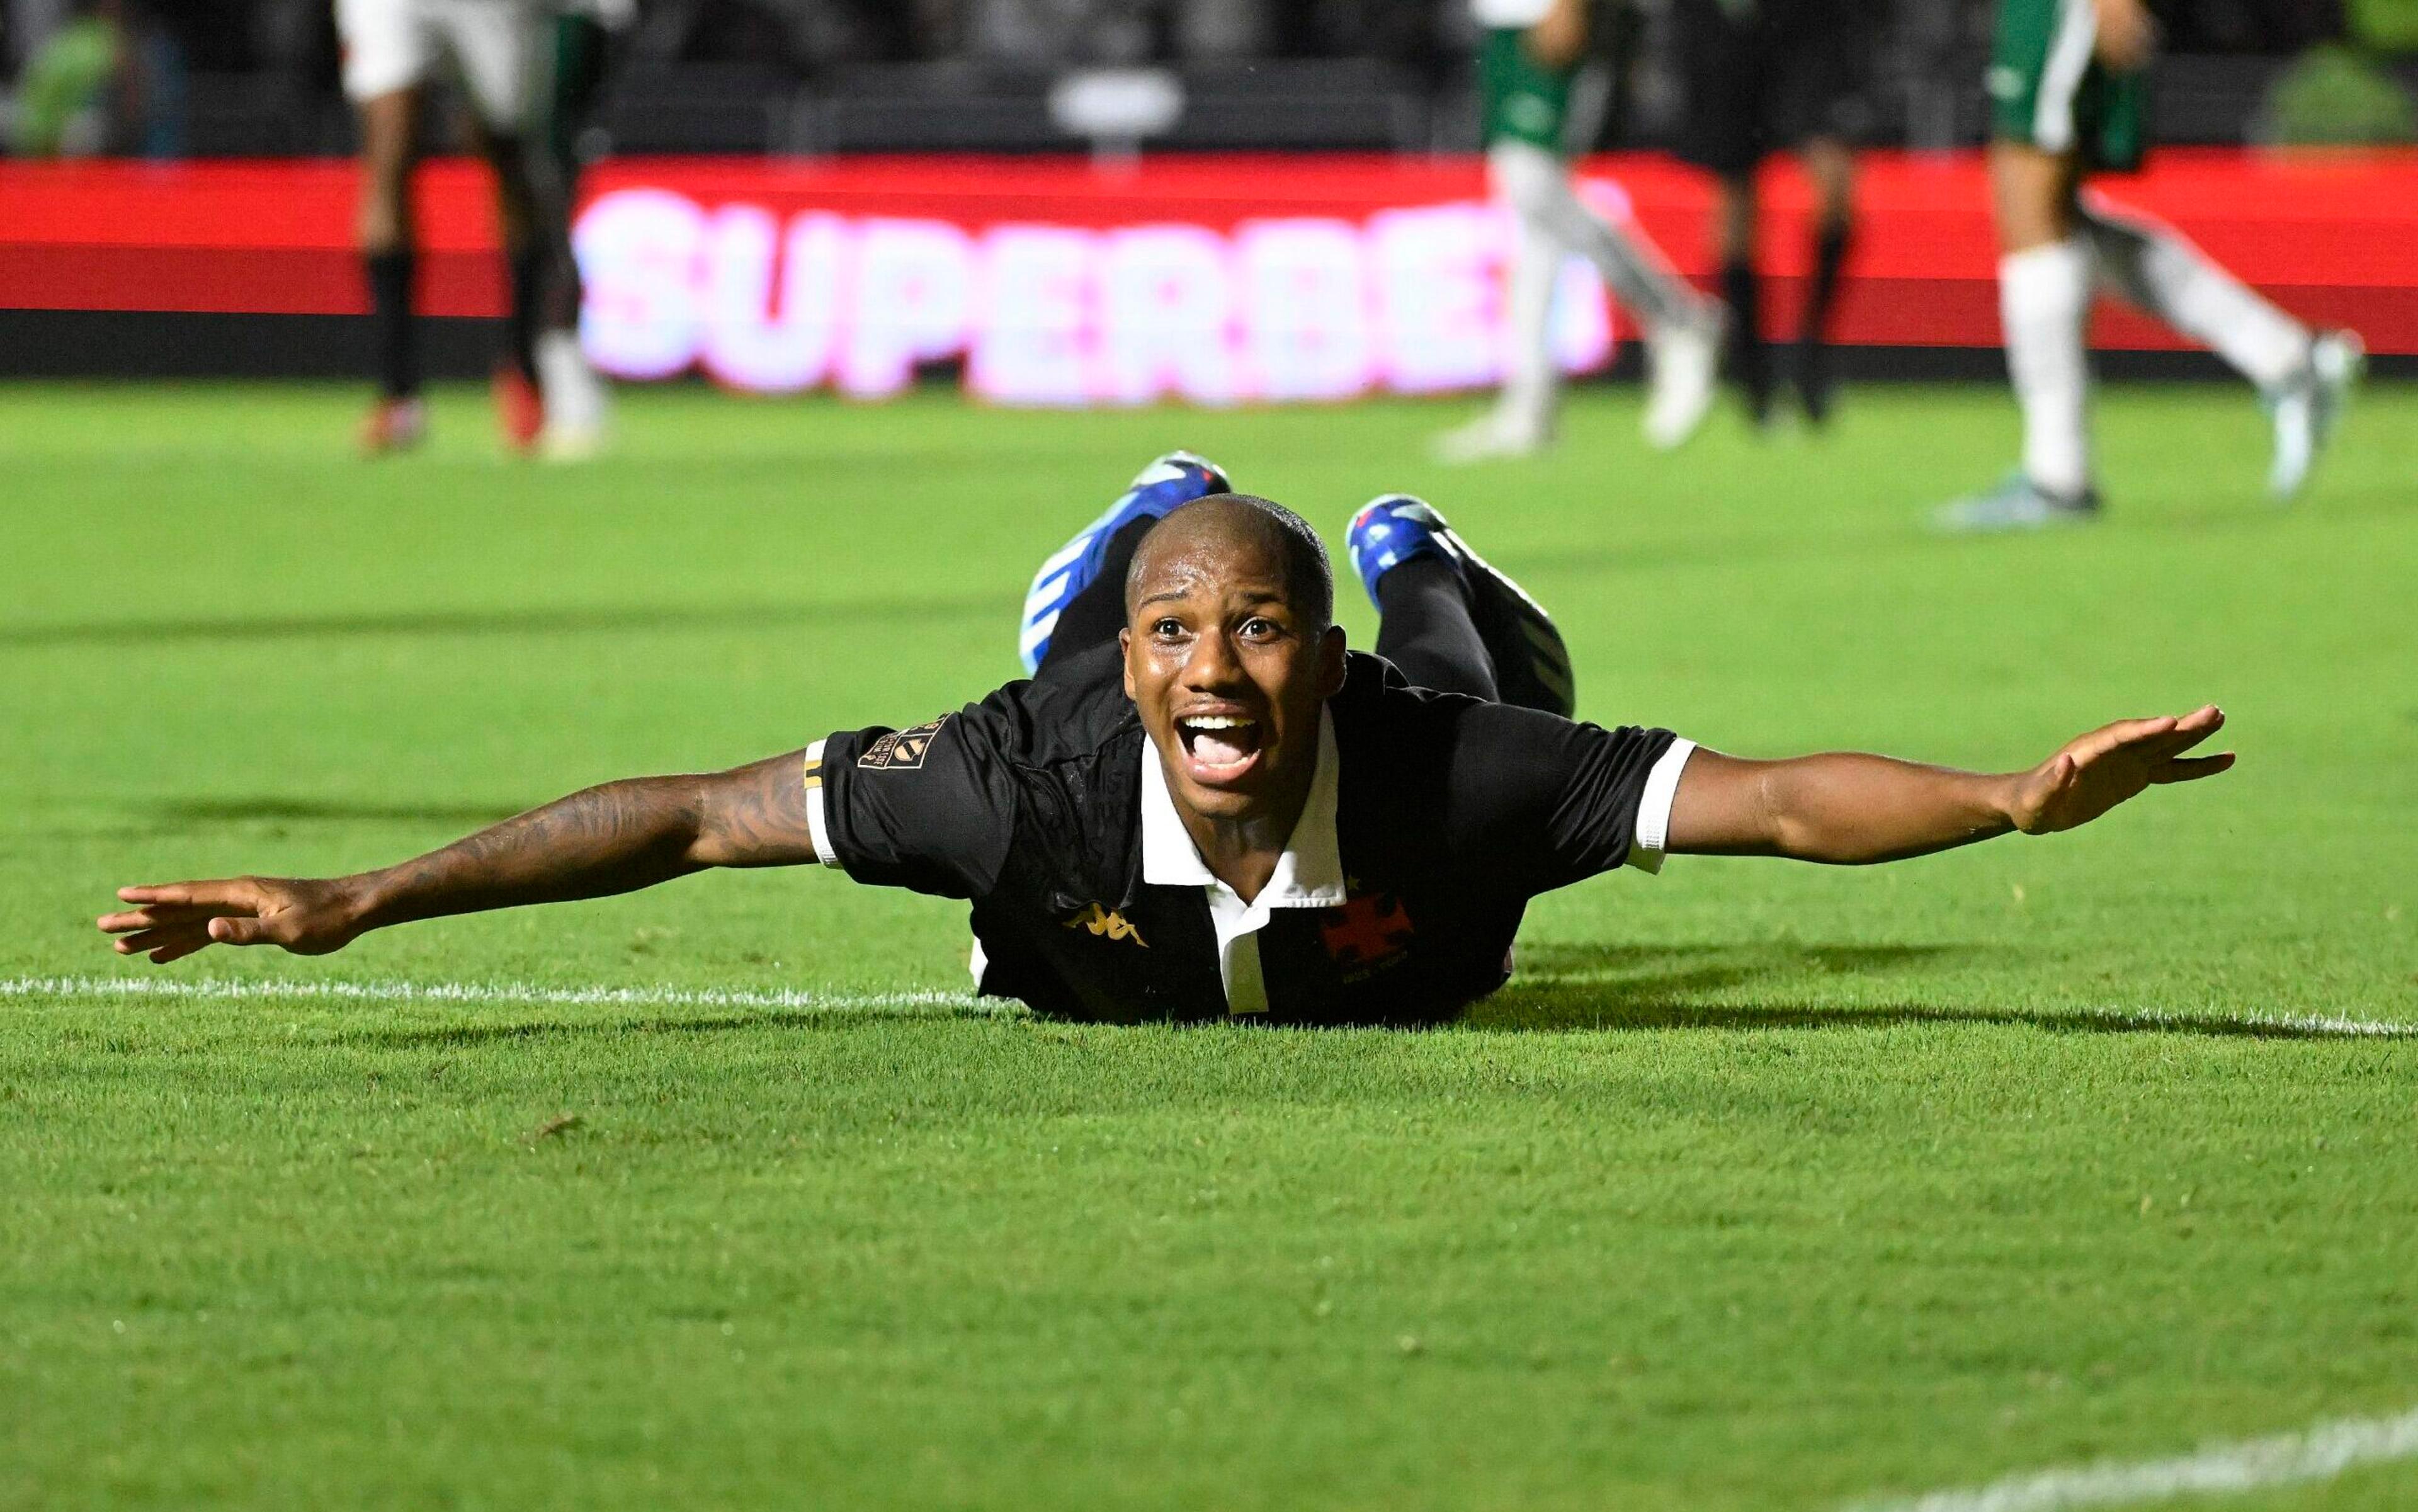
[338,0,612,458]
[528,0,627,459]
[1671,0,1880,428]
[1938,0,2363,531]
[1437,0,1726,462]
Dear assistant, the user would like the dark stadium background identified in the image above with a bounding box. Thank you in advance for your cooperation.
[2,0,2412,380]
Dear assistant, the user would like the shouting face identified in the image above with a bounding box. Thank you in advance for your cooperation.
[1120,497,1347,827]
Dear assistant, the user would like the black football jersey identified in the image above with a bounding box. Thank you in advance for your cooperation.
[811,643,1677,1025]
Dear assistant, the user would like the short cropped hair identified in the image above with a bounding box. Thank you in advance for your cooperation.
[1123,493,1336,630]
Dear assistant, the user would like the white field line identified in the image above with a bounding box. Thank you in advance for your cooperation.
[4,976,2414,1038]
[1849,1404,2418,1512]
[0,974,991,1016]
[2047,1006,2418,1039]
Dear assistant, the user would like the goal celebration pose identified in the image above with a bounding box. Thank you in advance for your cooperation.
[1938,0,2362,531]
[103,455,2232,1023]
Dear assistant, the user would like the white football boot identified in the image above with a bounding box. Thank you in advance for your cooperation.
[1642,305,1725,451]
[536,331,611,462]
[2266,328,2363,501]
[1433,405,1552,464]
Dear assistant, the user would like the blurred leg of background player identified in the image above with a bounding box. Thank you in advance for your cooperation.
[336,0,570,457]
[1438,0,1723,463]
[337,0,431,453]
[1674,0,1871,429]
[1939,0,2361,532]
[528,0,630,460]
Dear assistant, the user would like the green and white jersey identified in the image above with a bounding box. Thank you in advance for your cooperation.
[1987,0,2148,169]
[1475,0,1574,153]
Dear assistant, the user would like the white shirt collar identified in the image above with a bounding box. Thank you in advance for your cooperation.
[1139,706,1346,907]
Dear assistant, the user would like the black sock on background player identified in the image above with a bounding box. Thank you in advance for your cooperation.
[505,246,545,380]
[1798,218,1853,424]
[1720,253,1769,425]
[365,248,419,399]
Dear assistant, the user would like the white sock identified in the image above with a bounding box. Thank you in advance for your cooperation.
[535,330,609,434]
[1490,138,1698,334]
[2000,237,2094,497]
[2076,200,2310,393]
[1496,208,1560,435]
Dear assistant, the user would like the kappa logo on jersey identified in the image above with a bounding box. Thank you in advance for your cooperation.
[858,715,952,770]
[1063,903,1148,948]
[1320,890,1414,970]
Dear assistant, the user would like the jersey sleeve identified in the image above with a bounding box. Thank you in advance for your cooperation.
[809,705,1021,900]
[1439,700,1691,895]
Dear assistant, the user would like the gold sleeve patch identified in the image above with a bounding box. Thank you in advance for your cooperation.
[857,715,953,771]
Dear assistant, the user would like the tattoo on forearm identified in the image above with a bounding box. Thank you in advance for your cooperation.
[373,777,708,923]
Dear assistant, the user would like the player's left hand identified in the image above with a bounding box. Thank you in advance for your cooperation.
[97,875,366,964]
[2008,705,2232,836]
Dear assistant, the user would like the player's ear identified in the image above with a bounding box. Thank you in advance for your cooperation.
[1119,628,1135,700]
[1315,623,1347,698]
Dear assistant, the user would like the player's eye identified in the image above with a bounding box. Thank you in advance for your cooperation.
[1151,617,1186,640]
[1239,617,1280,639]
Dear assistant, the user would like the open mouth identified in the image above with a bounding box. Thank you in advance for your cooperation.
[1175,713,1266,786]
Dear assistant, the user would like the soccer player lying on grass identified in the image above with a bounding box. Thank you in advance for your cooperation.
[100,455,2233,1024]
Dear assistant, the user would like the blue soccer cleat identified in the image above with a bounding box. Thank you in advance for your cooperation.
[1019,451,1230,673]
[1346,494,1575,718]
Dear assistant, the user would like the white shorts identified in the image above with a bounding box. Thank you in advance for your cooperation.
[336,0,547,132]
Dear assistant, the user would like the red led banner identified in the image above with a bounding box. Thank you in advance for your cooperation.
[0,150,2410,397]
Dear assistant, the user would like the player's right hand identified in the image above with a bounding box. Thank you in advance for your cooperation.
[2092,0,2157,71]
[98,877,365,964]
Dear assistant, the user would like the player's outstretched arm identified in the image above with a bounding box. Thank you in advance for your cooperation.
[97,749,822,963]
[1665,707,2232,866]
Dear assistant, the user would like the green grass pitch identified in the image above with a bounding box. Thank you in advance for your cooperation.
[3,379,2414,1511]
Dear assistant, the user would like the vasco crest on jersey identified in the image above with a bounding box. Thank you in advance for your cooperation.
[1319,888,1414,980]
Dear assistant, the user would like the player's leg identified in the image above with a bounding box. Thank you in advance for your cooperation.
[1793,134,1856,424]
[2073,195,2362,499]
[1436,142,1565,462]
[1715,169,1768,426]
[1770,0,1872,426]
[530,4,623,460]
[438,0,553,453]
[1674,0,1771,428]
[1437,26,1585,462]
[1346,496,1574,717]
[1492,141,1725,451]
[336,0,429,453]
[1019,453,1232,679]
[1939,0,2102,532]
[1938,140,2098,531]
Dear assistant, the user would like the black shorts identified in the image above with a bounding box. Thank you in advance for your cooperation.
[1672,0,1884,176]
